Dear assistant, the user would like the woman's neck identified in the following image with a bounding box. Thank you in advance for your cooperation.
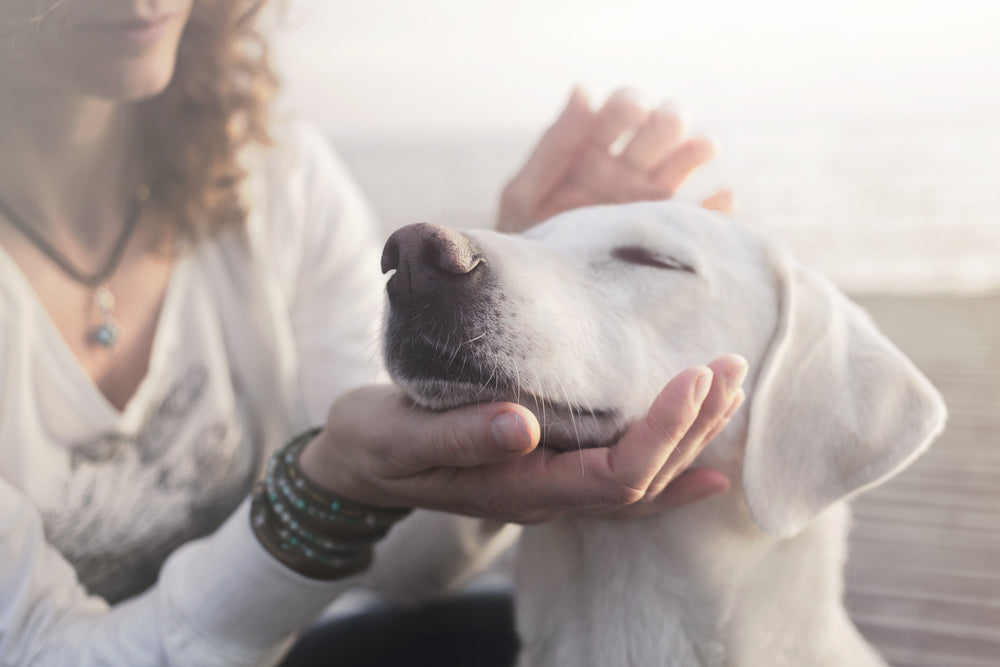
[0,78,143,247]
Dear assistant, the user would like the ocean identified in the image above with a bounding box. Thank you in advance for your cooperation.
[328,114,1000,295]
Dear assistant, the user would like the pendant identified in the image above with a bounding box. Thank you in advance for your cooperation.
[93,320,121,348]
[92,284,121,350]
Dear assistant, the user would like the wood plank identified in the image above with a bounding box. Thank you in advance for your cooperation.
[844,293,1000,665]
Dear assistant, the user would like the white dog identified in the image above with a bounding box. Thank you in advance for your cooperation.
[379,201,946,667]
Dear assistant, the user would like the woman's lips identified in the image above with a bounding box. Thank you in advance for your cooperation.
[78,14,179,48]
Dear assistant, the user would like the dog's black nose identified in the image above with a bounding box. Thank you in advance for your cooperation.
[382,223,485,304]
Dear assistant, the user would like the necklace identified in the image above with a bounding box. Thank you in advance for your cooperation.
[0,185,150,350]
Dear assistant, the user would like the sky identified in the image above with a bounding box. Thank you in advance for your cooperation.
[272,0,1000,135]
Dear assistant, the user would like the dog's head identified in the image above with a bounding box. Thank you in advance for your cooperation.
[381,201,946,538]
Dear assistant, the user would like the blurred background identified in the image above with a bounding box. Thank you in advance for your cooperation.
[271,0,1000,294]
[271,3,1000,666]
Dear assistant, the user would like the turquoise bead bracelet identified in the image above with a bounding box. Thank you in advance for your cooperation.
[250,427,412,580]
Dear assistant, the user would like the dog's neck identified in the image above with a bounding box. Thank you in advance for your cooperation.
[515,499,883,667]
[513,424,884,667]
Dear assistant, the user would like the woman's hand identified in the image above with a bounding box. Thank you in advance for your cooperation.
[496,88,734,234]
[298,355,747,524]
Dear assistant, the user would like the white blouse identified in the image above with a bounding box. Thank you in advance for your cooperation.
[0,120,515,666]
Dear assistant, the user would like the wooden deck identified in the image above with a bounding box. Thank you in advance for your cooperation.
[845,293,1000,667]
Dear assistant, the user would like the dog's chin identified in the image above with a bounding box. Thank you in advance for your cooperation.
[394,376,625,453]
[395,377,503,411]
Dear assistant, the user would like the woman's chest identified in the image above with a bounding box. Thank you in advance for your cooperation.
[36,360,264,602]
[0,246,289,601]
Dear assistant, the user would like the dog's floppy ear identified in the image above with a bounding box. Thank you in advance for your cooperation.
[742,249,947,539]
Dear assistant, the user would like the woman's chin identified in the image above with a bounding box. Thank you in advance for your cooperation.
[82,60,179,103]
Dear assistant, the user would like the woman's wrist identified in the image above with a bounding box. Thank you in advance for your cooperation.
[251,428,411,580]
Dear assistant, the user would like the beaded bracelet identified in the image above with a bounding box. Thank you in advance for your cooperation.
[251,427,412,580]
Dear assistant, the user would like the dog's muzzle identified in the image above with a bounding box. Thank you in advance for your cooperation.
[381,223,623,448]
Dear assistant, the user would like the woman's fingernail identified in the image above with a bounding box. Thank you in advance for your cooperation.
[491,413,531,452]
[698,470,731,499]
[726,363,749,396]
[569,85,588,104]
[694,370,713,403]
[656,101,689,127]
[612,87,644,105]
[722,388,746,420]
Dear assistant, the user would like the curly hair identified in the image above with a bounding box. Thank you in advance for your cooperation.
[1,0,278,243]
[143,0,279,243]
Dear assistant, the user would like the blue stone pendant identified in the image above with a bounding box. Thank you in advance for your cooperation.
[93,321,120,349]
[92,284,121,350]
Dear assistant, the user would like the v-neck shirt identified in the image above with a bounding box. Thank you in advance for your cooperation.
[0,120,392,664]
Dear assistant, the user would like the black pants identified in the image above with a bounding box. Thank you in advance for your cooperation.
[279,592,520,667]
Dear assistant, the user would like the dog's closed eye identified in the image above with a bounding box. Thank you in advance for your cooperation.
[611,246,695,273]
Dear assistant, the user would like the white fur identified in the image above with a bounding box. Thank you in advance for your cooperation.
[384,201,947,667]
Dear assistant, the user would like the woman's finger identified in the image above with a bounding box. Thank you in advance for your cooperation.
[701,188,735,213]
[651,136,718,195]
[702,387,745,443]
[530,145,673,222]
[604,365,714,496]
[497,87,593,231]
[611,467,731,518]
[392,402,541,474]
[618,104,686,171]
[672,355,747,459]
[642,356,747,497]
[644,467,731,510]
[590,88,649,150]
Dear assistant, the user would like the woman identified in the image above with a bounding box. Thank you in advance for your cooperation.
[0,0,745,664]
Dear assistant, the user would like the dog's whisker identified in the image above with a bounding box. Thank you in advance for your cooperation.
[549,371,586,475]
[514,364,523,408]
[461,331,488,346]
[477,361,500,400]
[446,333,463,367]
[528,370,549,454]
